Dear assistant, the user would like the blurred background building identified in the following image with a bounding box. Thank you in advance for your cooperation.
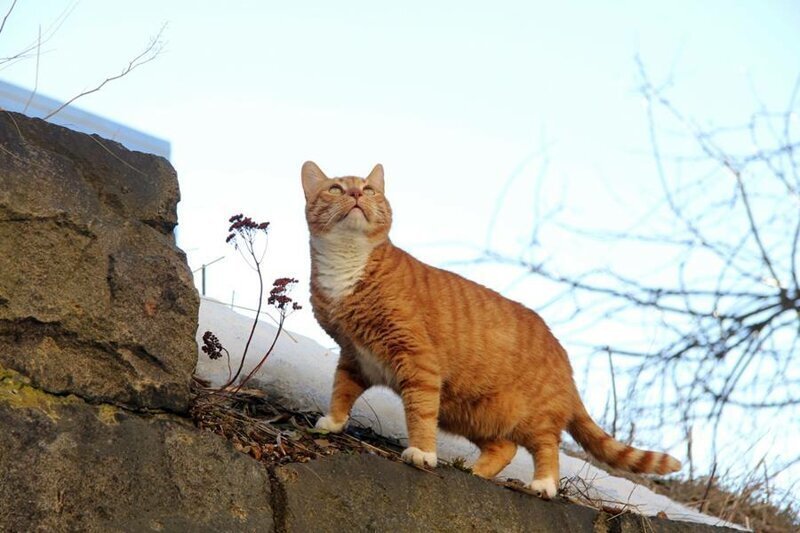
[0,79,170,159]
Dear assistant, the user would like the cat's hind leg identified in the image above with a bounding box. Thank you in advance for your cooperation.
[471,439,517,479]
[525,433,561,499]
[316,348,368,433]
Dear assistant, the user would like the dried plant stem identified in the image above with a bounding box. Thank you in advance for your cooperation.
[201,214,299,398]
[224,251,264,389]
[233,313,286,394]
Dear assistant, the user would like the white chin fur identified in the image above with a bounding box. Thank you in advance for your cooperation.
[315,414,348,433]
[529,477,558,499]
[401,447,437,468]
[340,208,369,229]
[310,230,374,301]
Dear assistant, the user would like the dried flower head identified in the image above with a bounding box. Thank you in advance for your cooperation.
[226,213,270,246]
[201,330,226,360]
[269,277,301,311]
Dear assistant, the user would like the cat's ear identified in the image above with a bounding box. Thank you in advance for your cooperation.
[301,161,328,200]
[366,163,385,192]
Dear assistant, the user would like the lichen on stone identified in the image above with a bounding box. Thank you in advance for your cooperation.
[0,362,75,420]
[95,403,119,425]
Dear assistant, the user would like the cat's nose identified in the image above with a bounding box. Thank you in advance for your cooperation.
[347,188,363,199]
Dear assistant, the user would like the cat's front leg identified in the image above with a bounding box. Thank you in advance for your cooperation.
[396,355,441,468]
[316,348,368,433]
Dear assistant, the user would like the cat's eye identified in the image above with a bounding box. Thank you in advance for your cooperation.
[363,186,376,196]
[328,185,344,195]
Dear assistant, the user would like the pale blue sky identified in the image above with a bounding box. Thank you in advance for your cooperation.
[3,0,799,496]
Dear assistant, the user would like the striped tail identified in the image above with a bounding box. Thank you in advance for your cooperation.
[567,404,681,475]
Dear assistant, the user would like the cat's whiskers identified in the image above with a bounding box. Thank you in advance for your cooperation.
[321,209,341,231]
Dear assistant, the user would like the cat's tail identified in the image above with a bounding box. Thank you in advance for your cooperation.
[567,403,681,475]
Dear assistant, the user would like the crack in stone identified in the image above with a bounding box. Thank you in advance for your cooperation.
[142,218,177,235]
[267,466,289,533]
[1,364,184,418]
[109,341,170,373]
[0,317,184,414]
[0,362,164,418]
[106,254,118,300]
[0,317,170,374]
[0,208,97,240]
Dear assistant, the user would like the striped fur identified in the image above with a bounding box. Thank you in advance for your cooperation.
[301,161,681,498]
[568,405,681,475]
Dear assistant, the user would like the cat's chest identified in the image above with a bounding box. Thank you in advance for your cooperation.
[311,235,397,388]
[353,344,398,389]
[311,234,373,301]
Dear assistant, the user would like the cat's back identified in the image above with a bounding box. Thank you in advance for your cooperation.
[314,240,566,365]
[354,244,571,399]
[373,244,540,320]
[366,245,562,356]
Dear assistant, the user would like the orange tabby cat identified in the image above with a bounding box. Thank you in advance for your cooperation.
[302,161,680,498]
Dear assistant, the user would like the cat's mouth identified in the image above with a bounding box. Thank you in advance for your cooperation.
[348,205,366,219]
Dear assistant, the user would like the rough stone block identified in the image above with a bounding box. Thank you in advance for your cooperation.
[276,453,598,532]
[0,365,273,532]
[0,112,199,412]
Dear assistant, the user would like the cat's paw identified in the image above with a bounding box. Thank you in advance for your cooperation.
[401,447,437,468]
[314,414,347,433]
[529,477,558,499]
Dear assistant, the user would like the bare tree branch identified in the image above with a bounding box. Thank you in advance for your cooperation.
[482,62,800,490]
[21,24,40,113]
[43,23,166,120]
[0,0,18,37]
[0,1,79,69]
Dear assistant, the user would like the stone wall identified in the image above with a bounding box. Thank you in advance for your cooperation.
[274,454,735,533]
[0,111,271,531]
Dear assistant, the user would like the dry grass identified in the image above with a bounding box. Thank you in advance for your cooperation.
[653,476,799,533]
[190,382,406,466]
[563,445,799,532]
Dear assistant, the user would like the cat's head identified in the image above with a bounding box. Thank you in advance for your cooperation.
[301,161,393,240]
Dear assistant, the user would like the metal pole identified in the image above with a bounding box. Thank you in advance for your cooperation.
[192,256,224,297]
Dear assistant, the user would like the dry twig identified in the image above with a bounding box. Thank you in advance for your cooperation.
[43,23,167,120]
